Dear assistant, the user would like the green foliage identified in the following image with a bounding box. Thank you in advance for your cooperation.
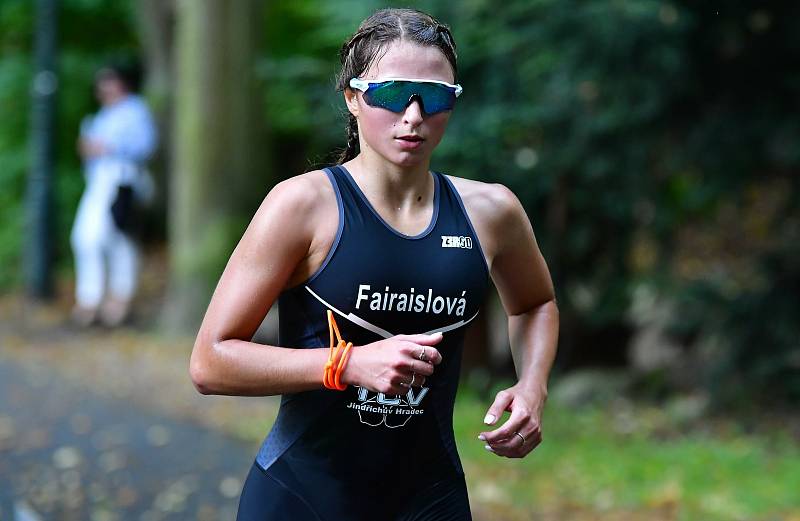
[0,53,30,287]
[260,0,800,401]
[270,0,800,400]
[2,0,796,403]
[676,239,800,407]
[452,388,800,520]
[440,1,689,340]
[261,1,386,170]
[265,0,690,354]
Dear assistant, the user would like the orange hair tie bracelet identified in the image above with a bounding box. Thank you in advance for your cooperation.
[323,310,353,391]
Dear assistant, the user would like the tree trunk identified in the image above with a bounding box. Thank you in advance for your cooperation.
[135,0,175,241]
[166,0,268,332]
[25,0,58,299]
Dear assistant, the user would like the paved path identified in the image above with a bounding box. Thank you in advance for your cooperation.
[0,359,255,521]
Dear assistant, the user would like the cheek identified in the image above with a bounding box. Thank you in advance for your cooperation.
[423,113,451,142]
[358,108,398,140]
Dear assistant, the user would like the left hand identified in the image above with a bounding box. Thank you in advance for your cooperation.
[78,138,107,159]
[478,382,546,458]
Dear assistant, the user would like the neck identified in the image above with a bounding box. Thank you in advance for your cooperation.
[346,151,432,208]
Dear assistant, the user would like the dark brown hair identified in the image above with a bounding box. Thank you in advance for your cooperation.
[335,8,458,164]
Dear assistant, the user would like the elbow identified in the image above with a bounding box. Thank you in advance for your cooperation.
[189,346,218,395]
[189,358,212,395]
[510,296,559,319]
[538,292,559,315]
[543,298,560,325]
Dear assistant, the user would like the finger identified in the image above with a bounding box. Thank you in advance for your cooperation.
[397,332,444,346]
[401,343,443,366]
[424,347,442,365]
[404,359,434,377]
[483,443,514,458]
[416,344,443,365]
[486,443,522,459]
[486,427,542,459]
[482,440,526,459]
[482,409,531,445]
[485,430,528,456]
[486,428,535,458]
[400,372,426,388]
[480,400,534,444]
[393,376,411,395]
[481,390,514,426]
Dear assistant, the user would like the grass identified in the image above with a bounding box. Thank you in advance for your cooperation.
[453,388,800,521]
[1,291,796,520]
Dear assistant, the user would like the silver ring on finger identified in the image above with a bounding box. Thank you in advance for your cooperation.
[410,373,416,387]
[514,431,526,445]
[419,346,427,362]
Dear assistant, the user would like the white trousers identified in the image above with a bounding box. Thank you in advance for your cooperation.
[70,162,139,308]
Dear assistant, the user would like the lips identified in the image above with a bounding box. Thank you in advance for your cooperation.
[395,135,425,150]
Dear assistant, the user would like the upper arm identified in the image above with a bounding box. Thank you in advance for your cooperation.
[109,104,157,160]
[486,185,555,316]
[193,174,325,349]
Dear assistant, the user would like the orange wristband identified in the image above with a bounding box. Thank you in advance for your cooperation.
[324,310,352,390]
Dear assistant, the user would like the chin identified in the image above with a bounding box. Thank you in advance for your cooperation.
[383,145,433,168]
[393,153,428,168]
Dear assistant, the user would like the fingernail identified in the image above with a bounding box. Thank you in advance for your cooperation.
[483,414,495,425]
[484,445,494,452]
[478,434,486,441]
[431,332,443,337]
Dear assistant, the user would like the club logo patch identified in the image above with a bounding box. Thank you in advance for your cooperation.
[346,386,429,428]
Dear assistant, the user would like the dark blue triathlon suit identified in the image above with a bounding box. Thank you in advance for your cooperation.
[237,165,490,521]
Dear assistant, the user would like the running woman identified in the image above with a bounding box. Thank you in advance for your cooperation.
[190,8,558,521]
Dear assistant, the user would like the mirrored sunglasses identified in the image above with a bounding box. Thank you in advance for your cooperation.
[349,77,463,115]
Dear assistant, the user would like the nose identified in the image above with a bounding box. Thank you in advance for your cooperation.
[402,95,425,125]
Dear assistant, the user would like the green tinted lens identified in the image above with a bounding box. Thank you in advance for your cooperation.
[363,81,456,114]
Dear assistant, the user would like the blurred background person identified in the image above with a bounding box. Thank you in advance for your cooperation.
[70,62,157,327]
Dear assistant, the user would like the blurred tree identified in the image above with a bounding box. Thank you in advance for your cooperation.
[257,0,800,402]
[663,1,800,406]
[166,0,269,331]
[134,0,175,241]
[25,0,58,299]
[437,1,696,370]
[1,0,797,404]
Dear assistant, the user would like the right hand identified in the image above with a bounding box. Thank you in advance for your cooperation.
[342,332,444,395]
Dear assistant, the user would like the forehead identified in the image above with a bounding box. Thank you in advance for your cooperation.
[95,70,120,84]
[365,40,454,83]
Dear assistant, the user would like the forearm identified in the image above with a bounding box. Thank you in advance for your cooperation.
[507,299,559,396]
[105,135,156,162]
[190,339,330,396]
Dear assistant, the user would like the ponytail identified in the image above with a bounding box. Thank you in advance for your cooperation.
[337,114,360,164]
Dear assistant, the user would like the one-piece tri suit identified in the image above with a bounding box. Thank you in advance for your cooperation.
[237,165,490,521]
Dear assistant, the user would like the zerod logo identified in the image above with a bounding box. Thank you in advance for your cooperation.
[441,235,472,249]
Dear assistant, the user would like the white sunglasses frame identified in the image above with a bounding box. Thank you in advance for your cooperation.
[349,77,463,98]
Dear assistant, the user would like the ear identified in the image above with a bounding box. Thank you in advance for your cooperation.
[344,88,360,117]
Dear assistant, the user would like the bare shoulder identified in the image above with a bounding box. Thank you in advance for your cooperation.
[250,169,335,232]
[247,169,339,287]
[261,169,334,213]
[445,175,521,223]
[445,175,527,264]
